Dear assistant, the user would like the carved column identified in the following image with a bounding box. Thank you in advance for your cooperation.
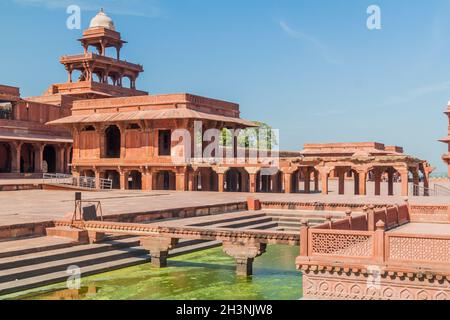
[222,241,267,276]
[387,168,394,196]
[245,167,258,193]
[119,170,127,190]
[214,167,228,193]
[397,168,409,197]
[374,168,382,196]
[93,169,102,189]
[314,170,319,192]
[142,169,153,191]
[316,167,332,195]
[12,141,22,173]
[34,143,44,173]
[141,237,179,268]
[338,169,345,195]
[357,169,368,196]
[304,167,311,194]
[283,172,292,194]
[56,146,65,173]
[176,168,188,191]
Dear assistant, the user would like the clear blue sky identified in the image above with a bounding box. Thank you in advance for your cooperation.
[1,0,450,172]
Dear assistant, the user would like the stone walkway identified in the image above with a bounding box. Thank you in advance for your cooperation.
[0,183,449,226]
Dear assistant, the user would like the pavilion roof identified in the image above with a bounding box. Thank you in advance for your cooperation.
[47,108,257,127]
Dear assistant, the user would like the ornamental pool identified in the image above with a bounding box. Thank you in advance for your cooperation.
[5,245,302,300]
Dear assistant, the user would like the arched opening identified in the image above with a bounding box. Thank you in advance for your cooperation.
[155,171,176,190]
[256,169,283,193]
[122,76,131,89]
[0,142,12,173]
[104,170,120,189]
[225,168,243,192]
[128,170,142,190]
[20,144,35,173]
[105,125,121,158]
[43,145,57,173]
[195,168,218,191]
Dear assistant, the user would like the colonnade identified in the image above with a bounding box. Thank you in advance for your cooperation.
[74,163,431,197]
[0,140,72,175]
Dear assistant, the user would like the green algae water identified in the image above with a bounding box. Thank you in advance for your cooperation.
[6,245,302,300]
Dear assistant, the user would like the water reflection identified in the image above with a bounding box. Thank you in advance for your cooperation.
[11,245,302,300]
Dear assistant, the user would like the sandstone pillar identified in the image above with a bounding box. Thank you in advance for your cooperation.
[412,170,420,196]
[283,173,292,194]
[176,173,187,191]
[34,144,44,173]
[249,173,257,193]
[141,237,179,268]
[188,170,196,191]
[314,170,319,192]
[388,169,394,196]
[119,171,127,190]
[338,170,345,195]
[218,173,225,192]
[299,221,309,257]
[304,168,311,193]
[423,171,430,196]
[319,170,330,195]
[399,169,409,197]
[354,171,360,195]
[222,241,267,276]
[56,146,65,173]
[358,170,367,196]
[142,170,153,191]
[374,170,382,196]
[12,142,22,173]
[94,169,101,189]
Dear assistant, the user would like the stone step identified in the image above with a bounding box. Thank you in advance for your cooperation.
[0,247,148,283]
[0,237,141,271]
[0,237,78,259]
[188,213,267,227]
[245,221,279,230]
[277,221,303,228]
[212,216,274,229]
[0,237,222,300]
[0,255,151,297]
[169,240,222,257]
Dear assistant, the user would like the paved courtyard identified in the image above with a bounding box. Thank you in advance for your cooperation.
[1,179,450,227]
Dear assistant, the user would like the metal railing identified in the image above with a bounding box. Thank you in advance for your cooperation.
[43,173,113,190]
[410,184,450,197]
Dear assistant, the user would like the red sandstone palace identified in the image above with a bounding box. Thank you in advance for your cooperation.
[1,10,434,197]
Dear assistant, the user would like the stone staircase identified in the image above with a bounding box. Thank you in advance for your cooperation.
[0,236,220,297]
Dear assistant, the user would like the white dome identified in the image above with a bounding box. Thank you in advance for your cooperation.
[89,9,115,31]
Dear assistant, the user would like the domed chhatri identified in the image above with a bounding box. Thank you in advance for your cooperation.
[89,8,115,31]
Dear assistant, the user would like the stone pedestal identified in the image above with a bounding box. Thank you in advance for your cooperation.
[223,241,267,276]
[140,236,179,268]
[46,226,88,244]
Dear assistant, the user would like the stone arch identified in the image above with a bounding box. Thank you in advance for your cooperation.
[104,125,121,158]
[0,142,13,173]
[20,143,35,173]
[256,168,283,193]
[127,170,142,190]
[192,167,217,191]
[43,145,57,173]
[154,170,176,191]
[104,170,120,189]
[222,167,249,192]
